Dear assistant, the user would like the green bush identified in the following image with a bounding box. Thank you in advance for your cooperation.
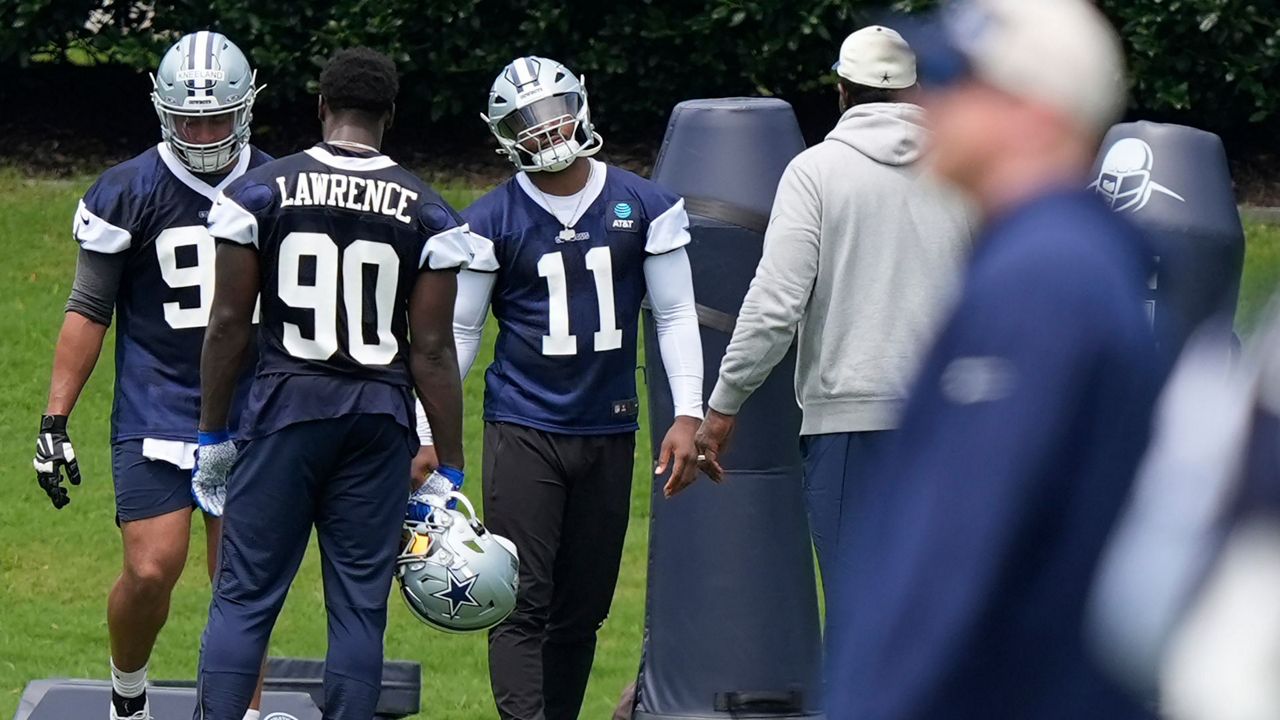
[1099,0,1280,129]
[1,0,1277,138]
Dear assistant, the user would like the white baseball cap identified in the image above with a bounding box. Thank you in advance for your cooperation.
[907,0,1127,135]
[832,25,917,90]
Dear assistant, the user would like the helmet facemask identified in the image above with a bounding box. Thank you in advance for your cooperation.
[491,93,596,173]
[152,74,256,174]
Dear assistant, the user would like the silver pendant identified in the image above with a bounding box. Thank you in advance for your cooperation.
[558,227,577,242]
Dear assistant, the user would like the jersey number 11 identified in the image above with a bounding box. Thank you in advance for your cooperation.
[537,246,622,356]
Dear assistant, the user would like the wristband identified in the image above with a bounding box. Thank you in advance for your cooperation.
[436,465,465,488]
[198,429,231,445]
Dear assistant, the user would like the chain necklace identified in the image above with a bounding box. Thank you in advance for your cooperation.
[327,139,380,153]
[529,160,594,243]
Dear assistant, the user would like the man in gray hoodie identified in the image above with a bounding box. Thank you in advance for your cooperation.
[686,25,973,601]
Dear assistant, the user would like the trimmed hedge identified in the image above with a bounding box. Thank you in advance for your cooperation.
[2,0,1278,139]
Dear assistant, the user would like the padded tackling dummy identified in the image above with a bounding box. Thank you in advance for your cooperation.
[12,679,320,720]
[1089,121,1246,351]
[13,658,420,720]
[635,98,824,720]
[250,657,421,719]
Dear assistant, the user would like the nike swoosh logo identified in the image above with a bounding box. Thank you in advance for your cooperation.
[79,212,91,225]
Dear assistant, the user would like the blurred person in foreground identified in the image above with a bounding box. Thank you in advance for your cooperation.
[825,1,1169,717]
[1089,307,1280,720]
[690,25,973,609]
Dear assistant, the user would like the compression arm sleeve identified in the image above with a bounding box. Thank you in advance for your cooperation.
[644,247,704,418]
[65,248,127,326]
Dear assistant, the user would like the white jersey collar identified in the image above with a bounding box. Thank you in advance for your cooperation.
[516,158,607,229]
[156,142,252,201]
[304,144,398,172]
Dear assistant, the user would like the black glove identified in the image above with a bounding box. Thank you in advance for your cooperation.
[33,414,80,509]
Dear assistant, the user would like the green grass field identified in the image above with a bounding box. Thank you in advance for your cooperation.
[1,168,1278,720]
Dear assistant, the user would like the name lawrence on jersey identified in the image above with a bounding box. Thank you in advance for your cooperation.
[274,171,419,224]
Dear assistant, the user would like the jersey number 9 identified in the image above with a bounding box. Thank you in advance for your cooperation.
[155,226,215,330]
[156,226,261,330]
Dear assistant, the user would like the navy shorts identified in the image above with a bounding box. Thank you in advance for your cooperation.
[111,440,197,523]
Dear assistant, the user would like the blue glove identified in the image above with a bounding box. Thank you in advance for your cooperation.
[192,430,237,517]
[407,466,465,522]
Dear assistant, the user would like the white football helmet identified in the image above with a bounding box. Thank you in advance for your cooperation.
[396,492,519,633]
[483,56,603,173]
[151,31,260,173]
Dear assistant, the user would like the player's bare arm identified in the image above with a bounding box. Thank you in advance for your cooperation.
[36,243,130,507]
[409,268,464,470]
[45,312,109,418]
[191,242,260,517]
[34,312,107,507]
[200,243,261,433]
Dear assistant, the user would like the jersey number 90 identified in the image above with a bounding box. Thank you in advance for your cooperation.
[277,231,400,366]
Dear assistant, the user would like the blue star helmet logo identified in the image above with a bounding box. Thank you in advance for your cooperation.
[431,570,482,618]
[614,202,633,220]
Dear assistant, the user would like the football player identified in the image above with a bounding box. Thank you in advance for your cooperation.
[417,56,704,720]
[32,32,269,720]
[189,47,470,720]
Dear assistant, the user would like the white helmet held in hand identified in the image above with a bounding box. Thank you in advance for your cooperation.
[483,55,603,173]
[396,492,519,633]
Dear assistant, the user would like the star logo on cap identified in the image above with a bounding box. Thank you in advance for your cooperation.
[431,570,481,618]
[881,72,892,84]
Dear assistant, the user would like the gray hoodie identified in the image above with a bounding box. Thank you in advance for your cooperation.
[708,103,975,434]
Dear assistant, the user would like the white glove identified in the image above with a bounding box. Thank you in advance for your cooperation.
[192,431,237,517]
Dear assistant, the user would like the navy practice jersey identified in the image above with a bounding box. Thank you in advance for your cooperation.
[74,143,271,443]
[463,161,690,433]
[207,143,473,442]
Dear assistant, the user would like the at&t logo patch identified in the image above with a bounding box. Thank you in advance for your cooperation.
[610,201,638,232]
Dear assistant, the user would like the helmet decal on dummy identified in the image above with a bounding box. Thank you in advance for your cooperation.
[396,492,520,633]
[483,56,604,173]
[151,31,262,173]
[1090,137,1186,213]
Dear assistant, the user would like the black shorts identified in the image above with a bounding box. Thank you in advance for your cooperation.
[112,440,197,523]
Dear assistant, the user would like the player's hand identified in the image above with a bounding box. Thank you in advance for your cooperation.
[191,431,237,517]
[694,410,735,485]
[658,415,701,498]
[408,466,465,522]
[411,444,439,491]
[33,414,80,509]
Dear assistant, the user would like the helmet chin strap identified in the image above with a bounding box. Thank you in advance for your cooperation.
[524,131,605,173]
[531,139,584,173]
